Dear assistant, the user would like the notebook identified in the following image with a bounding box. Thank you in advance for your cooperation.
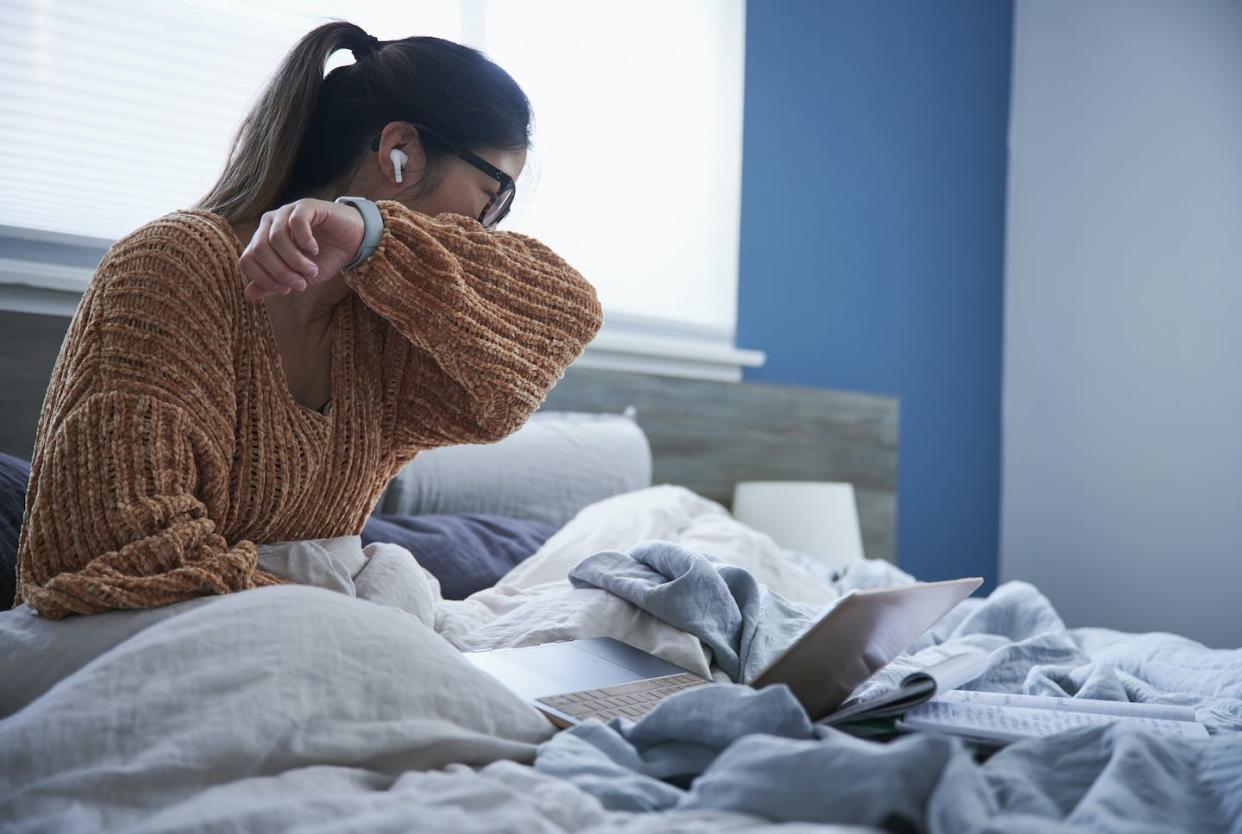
[896,690,1209,744]
[820,649,992,725]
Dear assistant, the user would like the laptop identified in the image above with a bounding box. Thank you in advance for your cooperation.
[463,576,983,728]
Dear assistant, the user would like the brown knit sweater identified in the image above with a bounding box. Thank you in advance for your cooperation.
[15,200,603,619]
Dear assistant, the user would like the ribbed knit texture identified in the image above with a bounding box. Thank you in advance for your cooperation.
[15,201,603,619]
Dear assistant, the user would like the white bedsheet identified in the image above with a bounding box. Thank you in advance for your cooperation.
[435,483,840,679]
[0,485,865,834]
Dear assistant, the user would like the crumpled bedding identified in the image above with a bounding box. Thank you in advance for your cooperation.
[541,699,1242,833]
[0,485,860,834]
[539,546,1242,832]
[2,484,1239,834]
[567,541,827,682]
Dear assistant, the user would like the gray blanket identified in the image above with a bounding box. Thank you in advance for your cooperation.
[567,541,826,682]
[549,541,1242,832]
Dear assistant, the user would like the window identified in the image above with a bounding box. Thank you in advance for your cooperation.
[1,0,747,341]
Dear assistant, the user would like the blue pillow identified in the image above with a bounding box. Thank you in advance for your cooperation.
[0,454,31,610]
[361,513,557,600]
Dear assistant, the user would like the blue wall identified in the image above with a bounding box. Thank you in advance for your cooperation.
[737,0,1013,590]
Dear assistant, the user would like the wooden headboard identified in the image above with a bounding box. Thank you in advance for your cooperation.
[0,309,899,561]
[539,366,898,562]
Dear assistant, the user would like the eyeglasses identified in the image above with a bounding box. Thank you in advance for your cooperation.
[371,125,516,229]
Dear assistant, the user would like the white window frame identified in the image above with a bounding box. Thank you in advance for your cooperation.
[0,0,761,381]
[0,223,764,381]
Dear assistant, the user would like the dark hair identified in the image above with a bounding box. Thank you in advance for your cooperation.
[195,20,532,223]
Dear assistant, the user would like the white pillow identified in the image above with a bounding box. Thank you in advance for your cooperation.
[0,582,559,821]
[378,409,652,528]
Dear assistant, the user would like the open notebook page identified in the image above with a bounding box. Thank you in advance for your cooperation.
[933,689,1197,722]
[897,700,1209,744]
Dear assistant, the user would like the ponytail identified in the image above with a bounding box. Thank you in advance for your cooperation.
[195,19,532,225]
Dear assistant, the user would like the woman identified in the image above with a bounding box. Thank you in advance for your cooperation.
[14,22,603,619]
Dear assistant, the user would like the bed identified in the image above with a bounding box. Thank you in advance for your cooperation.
[1,364,1239,834]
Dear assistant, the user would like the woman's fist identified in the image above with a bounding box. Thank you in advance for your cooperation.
[240,198,366,303]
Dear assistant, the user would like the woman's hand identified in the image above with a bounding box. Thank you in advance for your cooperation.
[240,198,366,303]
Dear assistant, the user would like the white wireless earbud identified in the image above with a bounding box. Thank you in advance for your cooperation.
[390,148,409,184]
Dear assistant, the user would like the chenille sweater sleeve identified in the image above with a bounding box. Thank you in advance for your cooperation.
[15,223,288,619]
[342,202,604,454]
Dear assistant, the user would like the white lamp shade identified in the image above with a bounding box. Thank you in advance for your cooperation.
[731,481,866,569]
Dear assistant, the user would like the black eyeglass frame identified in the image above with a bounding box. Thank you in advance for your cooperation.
[370,125,516,228]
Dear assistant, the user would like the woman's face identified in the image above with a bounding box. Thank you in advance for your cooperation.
[361,121,526,227]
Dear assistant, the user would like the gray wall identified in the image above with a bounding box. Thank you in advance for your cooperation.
[0,311,71,460]
[1002,0,1242,647]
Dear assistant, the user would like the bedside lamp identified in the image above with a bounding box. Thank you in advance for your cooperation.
[731,481,866,569]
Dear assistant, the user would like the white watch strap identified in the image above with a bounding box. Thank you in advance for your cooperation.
[334,196,384,270]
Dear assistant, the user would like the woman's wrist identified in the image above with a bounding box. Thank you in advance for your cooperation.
[334,196,384,270]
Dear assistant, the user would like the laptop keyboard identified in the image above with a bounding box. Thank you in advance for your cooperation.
[535,672,708,723]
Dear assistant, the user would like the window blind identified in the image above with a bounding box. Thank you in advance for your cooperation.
[0,0,745,331]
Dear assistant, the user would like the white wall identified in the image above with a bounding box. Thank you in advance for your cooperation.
[1002,0,1242,648]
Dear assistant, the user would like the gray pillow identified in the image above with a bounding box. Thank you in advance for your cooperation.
[377,409,652,529]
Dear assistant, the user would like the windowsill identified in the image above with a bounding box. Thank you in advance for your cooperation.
[0,226,766,382]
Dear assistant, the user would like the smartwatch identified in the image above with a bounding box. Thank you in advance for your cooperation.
[333,196,384,270]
